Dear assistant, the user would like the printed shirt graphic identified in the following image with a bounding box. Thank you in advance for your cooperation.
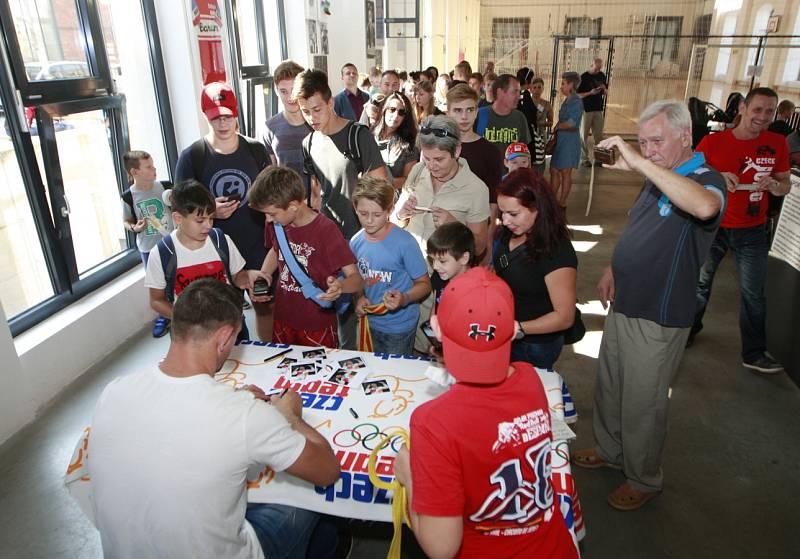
[265,213,356,331]
[122,181,174,253]
[482,108,532,156]
[349,225,428,334]
[409,362,578,558]
[144,230,245,298]
[696,128,789,228]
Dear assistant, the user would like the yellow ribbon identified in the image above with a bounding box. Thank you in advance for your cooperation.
[368,429,410,559]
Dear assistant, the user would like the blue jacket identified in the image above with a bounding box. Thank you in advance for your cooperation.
[333,89,369,121]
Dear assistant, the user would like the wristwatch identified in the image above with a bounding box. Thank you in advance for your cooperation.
[514,321,525,340]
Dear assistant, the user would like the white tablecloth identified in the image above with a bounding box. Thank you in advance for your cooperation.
[66,341,585,541]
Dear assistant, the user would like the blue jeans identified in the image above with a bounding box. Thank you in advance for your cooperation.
[511,334,565,369]
[693,224,768,361]
[245,503,337,559]
[371,327,417,356]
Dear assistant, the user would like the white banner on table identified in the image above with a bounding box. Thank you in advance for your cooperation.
[66,341,584,541]
[770,175,800,272]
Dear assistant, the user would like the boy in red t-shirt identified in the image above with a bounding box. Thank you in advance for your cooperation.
[248,166,362,348]
[393,267,578,559]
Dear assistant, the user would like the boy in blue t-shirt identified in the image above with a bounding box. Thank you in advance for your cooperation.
[350,177,431,355]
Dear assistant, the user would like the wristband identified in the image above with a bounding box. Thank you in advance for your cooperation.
[514,321,525,340]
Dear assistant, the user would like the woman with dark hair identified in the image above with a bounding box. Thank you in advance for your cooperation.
[412,80,442,125]
[494,168,577,369]
[550,71,583,207]
[373,92,419,189]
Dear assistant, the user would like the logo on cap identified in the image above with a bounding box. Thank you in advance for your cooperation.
[469,323,496,341]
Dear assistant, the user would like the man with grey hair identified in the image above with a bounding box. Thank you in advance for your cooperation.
[393,114,490,350]
[577,57,609,166]
[571,100,726,511]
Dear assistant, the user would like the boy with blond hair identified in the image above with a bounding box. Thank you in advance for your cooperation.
[350,176,431,355]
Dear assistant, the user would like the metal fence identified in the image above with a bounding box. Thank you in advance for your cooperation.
[479,34,800,136]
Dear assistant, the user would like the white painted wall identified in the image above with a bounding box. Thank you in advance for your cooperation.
[322,3,368,87]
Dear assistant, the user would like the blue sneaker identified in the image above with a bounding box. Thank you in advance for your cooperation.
[152,317,170,338]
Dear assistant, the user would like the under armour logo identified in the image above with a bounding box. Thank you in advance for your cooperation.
[469,323,496,341]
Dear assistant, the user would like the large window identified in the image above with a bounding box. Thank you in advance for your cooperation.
[0,0,174,334]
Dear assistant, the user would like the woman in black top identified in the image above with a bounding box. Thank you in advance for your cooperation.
[493,168,577,369]
[373,92,419,190]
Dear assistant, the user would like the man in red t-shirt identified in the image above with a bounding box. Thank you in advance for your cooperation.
[393,268,578,559]
[690,87,791,373]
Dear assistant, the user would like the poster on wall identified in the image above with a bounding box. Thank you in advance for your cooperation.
[307,19,319,55]
[365,0,376,55]
[191,0,227,84]
[313,55,328,75]
[320,22,329,55]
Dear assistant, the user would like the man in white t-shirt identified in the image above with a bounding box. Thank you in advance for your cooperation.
[89,278,341,559]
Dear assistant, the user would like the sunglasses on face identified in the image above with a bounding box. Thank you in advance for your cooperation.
[386,106,407,117]
[420,126,455,138]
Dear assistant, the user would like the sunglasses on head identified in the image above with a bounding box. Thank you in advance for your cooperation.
[420,126,455,138]
[386,106,407,116]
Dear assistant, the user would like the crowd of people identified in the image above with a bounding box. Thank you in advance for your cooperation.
[94,55,793,558]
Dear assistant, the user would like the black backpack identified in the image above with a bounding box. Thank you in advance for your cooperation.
[156,228,232,303]
[302,122,366,192]
[121,181,173,216]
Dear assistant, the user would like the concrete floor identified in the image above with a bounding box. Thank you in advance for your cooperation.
[1,165,798,558]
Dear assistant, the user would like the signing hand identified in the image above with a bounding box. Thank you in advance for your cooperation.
[215,196,239,219]
[383,289,406,311]
[317,276,342,302]
[270,389,303,418]
[241,384,270,401]
[756,174,779,193]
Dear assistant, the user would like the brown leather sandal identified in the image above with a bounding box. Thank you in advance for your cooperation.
[607,482,661,511]
[571,448,622,470]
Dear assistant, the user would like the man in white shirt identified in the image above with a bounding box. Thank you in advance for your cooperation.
[89,278,341,559]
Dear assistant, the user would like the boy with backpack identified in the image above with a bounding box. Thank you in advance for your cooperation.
[121,150,174,337]
[247,166,363,349]
[350,176,431,355]
[144,180,261,340]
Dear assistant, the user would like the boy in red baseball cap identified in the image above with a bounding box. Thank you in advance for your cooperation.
[393,267,578,558]
[504,141,532,175]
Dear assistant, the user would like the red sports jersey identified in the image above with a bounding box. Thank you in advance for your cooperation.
[696,129,789,228]
[409,362,578,559]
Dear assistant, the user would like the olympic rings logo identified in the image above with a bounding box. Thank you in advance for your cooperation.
[333,423,405,452]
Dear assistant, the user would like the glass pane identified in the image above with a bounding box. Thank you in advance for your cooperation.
[96,0,169,181]
[8,0,91,81]
[254,83,268,138]
[236,0,261,66]
[52,110,126,274]
[0,128,55,317]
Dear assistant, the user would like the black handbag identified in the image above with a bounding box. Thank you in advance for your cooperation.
[563,306,586,345]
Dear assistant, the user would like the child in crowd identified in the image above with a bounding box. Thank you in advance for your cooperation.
[248,166,363,349]
[426,221,476,312]
[350,176,431,355]
[504,142,532,175]
[144,179,259,340]
[121,150,174,337]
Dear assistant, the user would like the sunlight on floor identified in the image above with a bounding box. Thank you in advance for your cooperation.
[572,241,598,252]
[577,300,610,317]
[571,330,603,359]
[568,224,604,235]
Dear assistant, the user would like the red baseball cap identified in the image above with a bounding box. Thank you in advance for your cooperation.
[436,267,515,384]
[505,142,530,160]
[201,82,238,120]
